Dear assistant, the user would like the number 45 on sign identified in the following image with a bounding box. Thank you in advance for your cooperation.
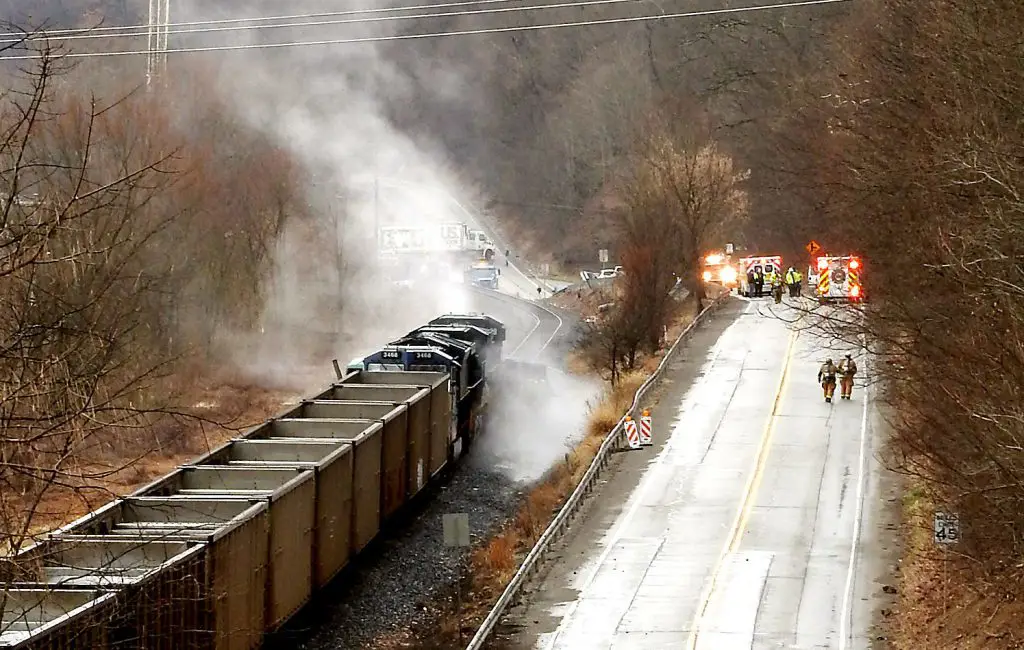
[934,511,960,544]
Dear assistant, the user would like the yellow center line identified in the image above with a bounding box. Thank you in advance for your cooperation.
[686,328,799,649]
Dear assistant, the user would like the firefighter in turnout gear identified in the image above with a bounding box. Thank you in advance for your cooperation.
[770,271,784,304]
[818,358,838,403]
[838,353,858,400]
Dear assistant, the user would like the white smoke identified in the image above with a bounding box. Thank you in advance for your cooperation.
[171,0,479,387]
[169,2,600,484]
[474,365,601,484]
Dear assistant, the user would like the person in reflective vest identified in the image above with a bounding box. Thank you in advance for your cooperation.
[766,269,783,303]
[785,267,799,297]
[838,353,858,400]
[818,358,838,403]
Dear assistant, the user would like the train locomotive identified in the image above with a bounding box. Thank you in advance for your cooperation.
[1,313,510,650]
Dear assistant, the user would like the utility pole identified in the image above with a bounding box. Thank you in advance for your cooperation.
[146,0,170,87]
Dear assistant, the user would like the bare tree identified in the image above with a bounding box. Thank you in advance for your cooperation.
[749,0,1024,620]
[0,48,201,563]
[619,115,749,313]
[577,311,629,387]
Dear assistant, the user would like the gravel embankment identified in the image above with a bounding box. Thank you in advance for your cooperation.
[262,461,528,650]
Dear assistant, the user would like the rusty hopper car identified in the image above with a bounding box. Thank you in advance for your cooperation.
[0,313,505,650]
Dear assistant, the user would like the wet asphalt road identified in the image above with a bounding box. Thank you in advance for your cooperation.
[498,297,895,650]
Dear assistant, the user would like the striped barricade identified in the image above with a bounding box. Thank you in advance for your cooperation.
[639,410,652,446]
[624,416,641,450]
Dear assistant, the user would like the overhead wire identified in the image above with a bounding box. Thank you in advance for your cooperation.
[0,0,851,61]
[0,0,555,39]
[0,0,691,45]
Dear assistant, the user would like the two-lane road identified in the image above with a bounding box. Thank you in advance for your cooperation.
[498,297,895,650]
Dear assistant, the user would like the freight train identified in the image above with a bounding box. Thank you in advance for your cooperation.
[0,313,512,650]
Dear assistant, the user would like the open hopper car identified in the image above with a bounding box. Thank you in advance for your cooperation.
[1,313,513,650]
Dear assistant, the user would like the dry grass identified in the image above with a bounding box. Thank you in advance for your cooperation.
[887,483,1024,650]
[586,370,646,437]
[564,351,592,377]
[12,366,297,539]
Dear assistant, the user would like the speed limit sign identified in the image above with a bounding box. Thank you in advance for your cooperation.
[933,511,960,545]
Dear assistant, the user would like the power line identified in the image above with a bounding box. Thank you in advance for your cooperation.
[0,0,549,38]
[0,0,683,45]
[0,0,851,61]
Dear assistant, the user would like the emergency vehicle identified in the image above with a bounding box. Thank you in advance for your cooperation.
[701,253,739,290]
[465,259,500,289]
[814,255,864,303]
[737,255,783,297]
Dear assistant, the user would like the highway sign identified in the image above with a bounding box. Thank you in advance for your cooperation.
[725,243,734,255]
[599,249,609,264]
[933,511,960,545]
[806,240,822,256]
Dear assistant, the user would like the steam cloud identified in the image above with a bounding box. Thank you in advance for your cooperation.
[169,0,476,386]
[473,353,601,484]
[174,0,597,480]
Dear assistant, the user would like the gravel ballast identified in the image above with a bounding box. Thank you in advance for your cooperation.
[263,460,528,650]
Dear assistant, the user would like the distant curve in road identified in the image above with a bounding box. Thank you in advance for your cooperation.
[468,286,566,361]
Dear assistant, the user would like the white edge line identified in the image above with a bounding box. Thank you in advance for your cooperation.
[535,304,564,353]
[448,194,553,297]
[477,286,562,358]
[838,343,870,650]
[509,303,542,357]
[447,191,563,357]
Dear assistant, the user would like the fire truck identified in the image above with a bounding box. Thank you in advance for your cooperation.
[701,253,739,290]
[813,255,864,303]
[737,255,783,297]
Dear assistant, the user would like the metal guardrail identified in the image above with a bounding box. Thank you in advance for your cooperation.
[464,291,731,649]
